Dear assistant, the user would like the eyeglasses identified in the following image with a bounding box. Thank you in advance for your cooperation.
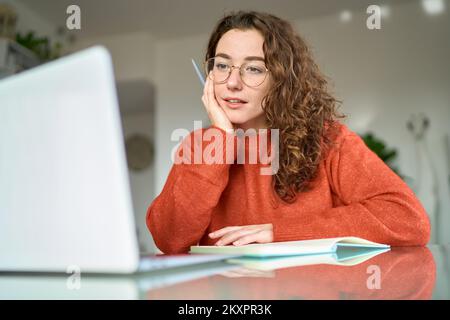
[204,56,269,88]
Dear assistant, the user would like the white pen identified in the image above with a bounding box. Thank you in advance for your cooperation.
[191,58,205,86]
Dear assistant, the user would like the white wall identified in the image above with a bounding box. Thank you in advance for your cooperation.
[153,1,450,244]
[121,112,156,253]
[154,33,211,191]
[293,3,450,244]
[73,32,156,82]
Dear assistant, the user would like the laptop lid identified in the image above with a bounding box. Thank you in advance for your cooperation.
[0,46,140,274]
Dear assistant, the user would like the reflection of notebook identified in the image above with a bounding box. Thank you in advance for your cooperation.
[190,237,390,258]
[225,247,391,271]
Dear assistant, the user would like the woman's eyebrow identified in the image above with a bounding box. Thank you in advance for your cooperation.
[216,53,265,62]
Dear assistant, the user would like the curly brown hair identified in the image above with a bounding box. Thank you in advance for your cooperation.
[205,11,346,203]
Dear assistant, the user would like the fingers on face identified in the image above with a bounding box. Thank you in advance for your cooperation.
[208,73,217,103]
[208,73,214,95]
[202,78,209,106]
[202,72,219,113]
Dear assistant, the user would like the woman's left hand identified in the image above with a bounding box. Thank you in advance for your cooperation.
[209,224,273,246]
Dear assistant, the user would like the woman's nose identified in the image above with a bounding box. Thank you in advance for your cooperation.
[226,68,243,90]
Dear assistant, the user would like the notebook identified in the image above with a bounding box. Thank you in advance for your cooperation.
[224,247,391,271]
[189,236,390,258]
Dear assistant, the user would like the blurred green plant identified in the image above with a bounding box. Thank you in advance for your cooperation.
[15,31,62,61]
[360,132,404,179]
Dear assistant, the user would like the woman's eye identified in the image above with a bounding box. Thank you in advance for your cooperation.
[215,63,229,70]
[246,66,263,74]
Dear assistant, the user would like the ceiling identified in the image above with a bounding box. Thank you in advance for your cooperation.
[18,0,412,40]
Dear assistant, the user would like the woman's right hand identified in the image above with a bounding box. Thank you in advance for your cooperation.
[201,73,234,131]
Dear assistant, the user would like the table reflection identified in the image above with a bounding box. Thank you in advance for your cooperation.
[146,247,436,300]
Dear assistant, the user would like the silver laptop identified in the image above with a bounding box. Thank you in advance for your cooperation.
[0,46,233,274]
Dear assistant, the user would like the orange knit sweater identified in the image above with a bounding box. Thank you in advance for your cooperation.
[147,123,430,254]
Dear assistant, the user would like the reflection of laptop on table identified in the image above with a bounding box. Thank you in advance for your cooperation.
[0,261,241,299]
[0,47,233,274]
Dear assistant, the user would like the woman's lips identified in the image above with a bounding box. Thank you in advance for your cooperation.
[222,98,248,109]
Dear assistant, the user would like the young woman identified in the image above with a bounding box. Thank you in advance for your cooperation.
[146,11,430,254]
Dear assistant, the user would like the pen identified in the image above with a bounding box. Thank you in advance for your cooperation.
[191,58,205,86]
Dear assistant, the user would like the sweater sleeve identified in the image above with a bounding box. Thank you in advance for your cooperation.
[146,126,235,254]
[272,129,431,246]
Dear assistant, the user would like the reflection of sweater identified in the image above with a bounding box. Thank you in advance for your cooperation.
[146,247,436,300]
[147,123,430,254]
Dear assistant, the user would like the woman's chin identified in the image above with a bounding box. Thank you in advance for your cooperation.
[222,111,242,123]
[227,117,249,125]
